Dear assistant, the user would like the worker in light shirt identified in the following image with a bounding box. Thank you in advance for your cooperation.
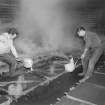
[0,28,19,76]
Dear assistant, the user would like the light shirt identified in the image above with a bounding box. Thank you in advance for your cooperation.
[0,33,18,58]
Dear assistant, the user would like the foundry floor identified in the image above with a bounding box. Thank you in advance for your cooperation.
[55,55,105,105]
[0,53,105,105]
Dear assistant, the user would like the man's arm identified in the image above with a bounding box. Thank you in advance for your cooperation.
[10,41,18,58]
[81,47,88,59]
[81,36,90,59]
[83,48,88,56]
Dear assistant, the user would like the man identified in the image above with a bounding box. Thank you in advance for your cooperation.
[0,28,19,76]
[77,26,104,82]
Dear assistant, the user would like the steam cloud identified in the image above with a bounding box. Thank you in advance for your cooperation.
[14,0,84,58]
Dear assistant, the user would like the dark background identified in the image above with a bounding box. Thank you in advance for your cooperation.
[0,0,104,33]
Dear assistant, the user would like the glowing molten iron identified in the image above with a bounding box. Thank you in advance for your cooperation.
[64,57,75,72]
[23,58,33,69]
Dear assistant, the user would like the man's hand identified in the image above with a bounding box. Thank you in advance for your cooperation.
[16,57,23,62]
[81,48,88,59]
[81,54,85,59]
[10,34,17,40]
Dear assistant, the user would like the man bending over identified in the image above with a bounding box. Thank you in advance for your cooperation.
[77,26,104,82]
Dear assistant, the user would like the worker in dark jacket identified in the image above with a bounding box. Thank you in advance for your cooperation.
[77,26,104,82]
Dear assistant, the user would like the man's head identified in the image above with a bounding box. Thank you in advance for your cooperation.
[7,28,18,39]
[77,26,86,37]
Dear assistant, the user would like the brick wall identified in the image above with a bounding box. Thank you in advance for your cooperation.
[0,0,20,23]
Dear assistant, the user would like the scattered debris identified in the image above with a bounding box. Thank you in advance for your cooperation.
[56,98,61,101]
[69,87,75,91]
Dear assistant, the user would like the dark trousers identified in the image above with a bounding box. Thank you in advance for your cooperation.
[0,53,17,75]
[82,47,104,75]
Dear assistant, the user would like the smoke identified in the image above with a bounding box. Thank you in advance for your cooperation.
[14,0,83,58]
